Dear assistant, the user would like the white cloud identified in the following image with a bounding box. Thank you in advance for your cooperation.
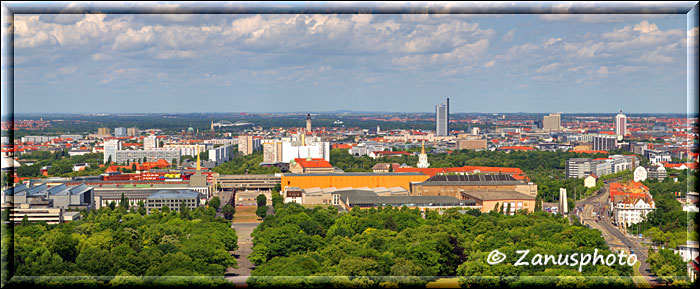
[503,29,516,42]
[535,62,560,73]
[154,50,197,60]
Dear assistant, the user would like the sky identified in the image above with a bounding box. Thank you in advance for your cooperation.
[2,2,699,114]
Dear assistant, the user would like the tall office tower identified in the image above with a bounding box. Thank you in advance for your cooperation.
[127,127,139,136]
[211,120,215,134]
[377,125,381,134]
[593,135,618,151]
[97,127,111,136]
[543,113,561,132]
[144,135,158,150]
[615,110,627,136]
[114,127,127,137]
[435,98,449,136]
[104,139,121,164]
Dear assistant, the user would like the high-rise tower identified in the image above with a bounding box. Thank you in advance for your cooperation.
[436,98,449,136]
[306,114,312,133]
[615,110,627,136]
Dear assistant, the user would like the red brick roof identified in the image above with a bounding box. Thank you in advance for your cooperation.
[499,146,534,151]
[294,158,332,168]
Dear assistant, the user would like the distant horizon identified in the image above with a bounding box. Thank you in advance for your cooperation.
[3,111,696,117]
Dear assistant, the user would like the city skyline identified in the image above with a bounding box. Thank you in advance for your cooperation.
[2,3,698,115]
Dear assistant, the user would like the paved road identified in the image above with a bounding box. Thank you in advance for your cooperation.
[225,203,276,287]
[575,183,657,286]
[226,222,259,287]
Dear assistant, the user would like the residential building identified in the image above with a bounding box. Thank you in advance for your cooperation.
[609,181,655,228]
[144,136,158,150]
[566,158,592,179]
[238,135,261,156]
[114,127,127,137]
[208,144,235,166]
[634,166,648,182]
[97,127,110,136]
[115,149,180,165]
[584,174,598,188]
[593,135,618,151]
[127,127,139,136]
[675,241,699,263]
[104,139,122,164]
[644,165,667,181]
[615,110,628,136]
[436,98,449,136]
[263,141,284,162]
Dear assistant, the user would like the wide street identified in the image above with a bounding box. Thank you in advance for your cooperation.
[576,181,657,287]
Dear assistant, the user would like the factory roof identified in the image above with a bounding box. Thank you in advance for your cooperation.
[146,190,201,200]
[336,189,476,207]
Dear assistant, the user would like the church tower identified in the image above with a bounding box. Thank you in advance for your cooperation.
[417,141,430,168]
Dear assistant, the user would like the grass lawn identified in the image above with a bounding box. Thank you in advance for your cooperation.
[233,205,262,223]
[425,278,460,288]
[632,261,652,288]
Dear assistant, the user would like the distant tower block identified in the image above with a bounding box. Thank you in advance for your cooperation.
[211,120,215,133]
[559,188,568,214]
[306,114,312,133]
[377,125,381,134]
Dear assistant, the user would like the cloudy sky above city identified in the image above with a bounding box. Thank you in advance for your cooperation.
[4,2,699,114]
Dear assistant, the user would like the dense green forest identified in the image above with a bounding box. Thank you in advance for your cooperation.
[1,204,237,286]
[246,200,636,287]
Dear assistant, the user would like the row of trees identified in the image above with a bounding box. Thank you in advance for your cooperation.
[212,151,281,175]
[2,201,238,286]
[246,203,634,287]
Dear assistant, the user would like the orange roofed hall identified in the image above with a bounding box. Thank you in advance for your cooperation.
[281,172,431,191]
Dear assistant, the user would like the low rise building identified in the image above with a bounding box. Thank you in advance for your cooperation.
[410,174,538,199]
[461,190,536,214]
[289,157,335,174]
[145,190,200,213]
[331,189,480,212]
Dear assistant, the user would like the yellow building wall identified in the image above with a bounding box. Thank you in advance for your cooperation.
[281,174,430,191]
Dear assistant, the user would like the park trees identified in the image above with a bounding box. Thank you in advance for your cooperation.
[5,205,238,285]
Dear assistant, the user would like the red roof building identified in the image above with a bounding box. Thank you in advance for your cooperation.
[289,158,334,174]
